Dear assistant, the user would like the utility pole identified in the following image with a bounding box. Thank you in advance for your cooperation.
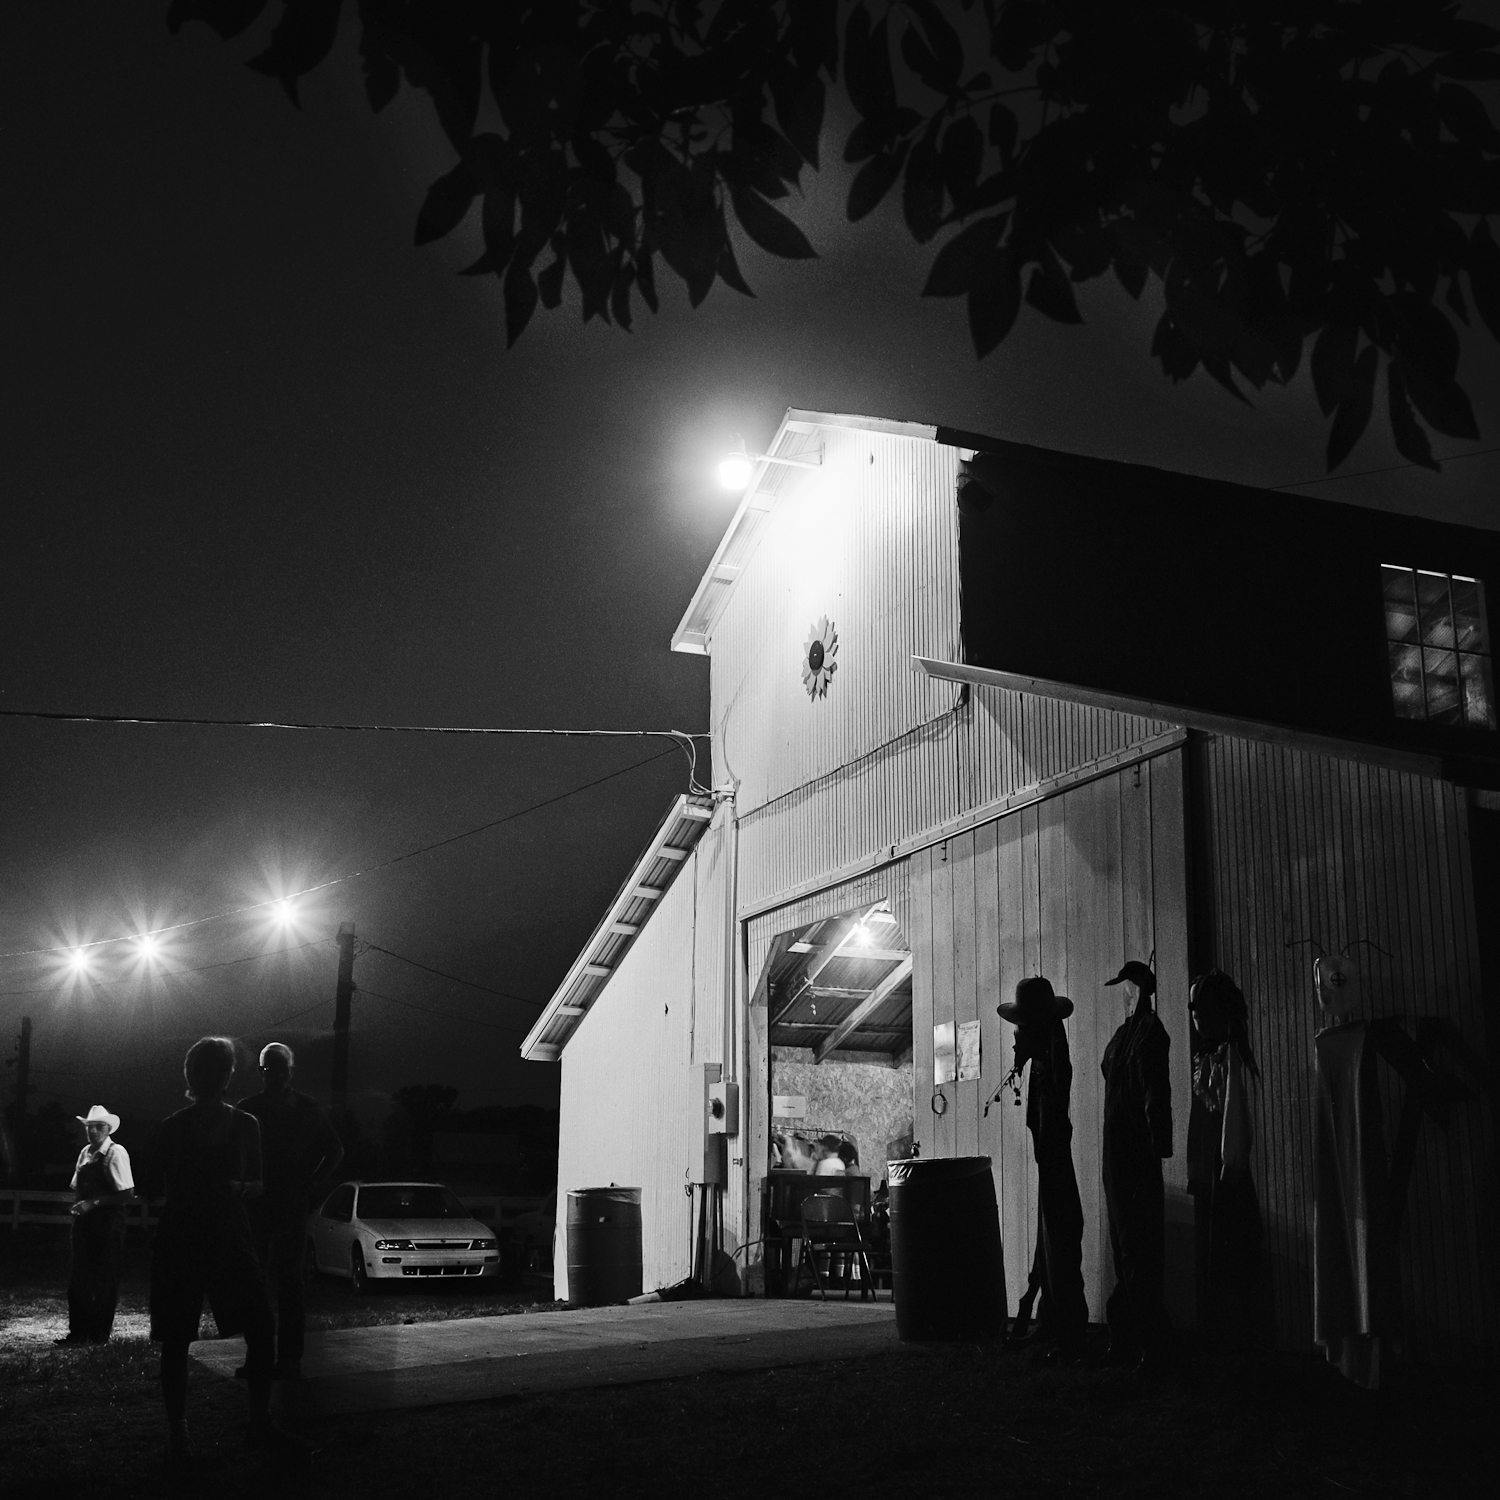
[12,1017,31,1122]
[331,924,355,1114]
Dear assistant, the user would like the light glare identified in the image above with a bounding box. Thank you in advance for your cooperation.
[138,933,160,960]
[271,898,296,926]
[67,949,90,974]
[717,453,755,491]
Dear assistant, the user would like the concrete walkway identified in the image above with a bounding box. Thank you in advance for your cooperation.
[191,1298,904,1417]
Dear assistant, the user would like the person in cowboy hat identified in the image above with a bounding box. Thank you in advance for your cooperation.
[57,1105,135,1345]
[997,976,1089,1356]
[1100,959,1174,1364]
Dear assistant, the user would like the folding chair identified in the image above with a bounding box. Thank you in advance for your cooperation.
[795,1192,875,1301]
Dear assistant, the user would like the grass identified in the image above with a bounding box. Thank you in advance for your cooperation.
[2,1229,1491,1499]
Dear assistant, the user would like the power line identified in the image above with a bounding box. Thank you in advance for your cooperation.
[1269,442,1500,490]
[360,943,543,1008]
[354,984,531,1035]
[0,708,708,741]
[0,744,681,961]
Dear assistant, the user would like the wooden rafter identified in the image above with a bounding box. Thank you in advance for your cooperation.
[767,905,883,1027]
[814,954,914,1063]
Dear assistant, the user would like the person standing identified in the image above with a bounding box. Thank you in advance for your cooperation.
[1187,969,1263,1342]
[141,1036,279,1462]
[237,1042,343,1379]
[997,976,1089,1357]
[56,1105,135,1345]
[1100,959,1173,1364]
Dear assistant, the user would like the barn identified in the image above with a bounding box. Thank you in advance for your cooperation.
[522,409,1499,1363]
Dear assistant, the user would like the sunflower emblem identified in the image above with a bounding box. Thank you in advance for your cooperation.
[801,617,838,699]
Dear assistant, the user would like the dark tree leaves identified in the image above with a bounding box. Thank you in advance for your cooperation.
[730,185,817,259]
[177,0,1500,471]
[1327,347,1380,471]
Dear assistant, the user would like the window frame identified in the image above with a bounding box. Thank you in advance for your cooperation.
[1381,563,1495,732]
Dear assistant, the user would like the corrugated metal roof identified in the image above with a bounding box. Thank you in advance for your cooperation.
[519,793,716,1061]
[670,409,939,656]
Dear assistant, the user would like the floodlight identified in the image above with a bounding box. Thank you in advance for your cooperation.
[271,898,297,927]
[717,449,755,491]
[67,948,90,974]
[138,933,160,960]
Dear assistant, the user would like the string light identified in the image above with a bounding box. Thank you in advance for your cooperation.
[0,743,683,963]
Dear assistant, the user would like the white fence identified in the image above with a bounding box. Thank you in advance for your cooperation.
[1,1189,540,1233]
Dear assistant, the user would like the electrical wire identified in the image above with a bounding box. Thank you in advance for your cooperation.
[0,744,682,961]
[0,710,713,798]
[1269,441,1500,489]
[360,943,543,1008]
[0,708,707,741]
[353,983,531,1035]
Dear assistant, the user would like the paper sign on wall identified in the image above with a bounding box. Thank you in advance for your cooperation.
[934,1023,956,1085]
[772,1095,807,1119]
[957,1020,982,1081]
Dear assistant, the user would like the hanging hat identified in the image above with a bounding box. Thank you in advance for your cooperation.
[997,975,1074,1025]
[1104,960,1156,995]
[76,1105,120,1134]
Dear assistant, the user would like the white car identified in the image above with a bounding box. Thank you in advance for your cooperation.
[306,1180,501,1291]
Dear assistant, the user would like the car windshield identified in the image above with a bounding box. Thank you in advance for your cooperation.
[357,1186,468,1220]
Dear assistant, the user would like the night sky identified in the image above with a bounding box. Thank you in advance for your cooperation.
[4,5,1497,1127]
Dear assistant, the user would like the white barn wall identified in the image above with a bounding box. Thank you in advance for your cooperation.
[555,845,702,1302]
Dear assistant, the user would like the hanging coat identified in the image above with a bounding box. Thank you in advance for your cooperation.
[1101,1004,1173,1349]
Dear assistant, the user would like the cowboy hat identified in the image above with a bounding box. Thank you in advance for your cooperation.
[76,1105,120,1133]
[1104,960,1156,994]
[997,975,1074,1025]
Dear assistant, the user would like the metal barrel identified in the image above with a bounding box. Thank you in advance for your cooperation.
[887,1156,1008,1341]
[565,1186,643,1305]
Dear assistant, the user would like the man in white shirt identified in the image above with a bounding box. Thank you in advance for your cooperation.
[58,1105,135,1345]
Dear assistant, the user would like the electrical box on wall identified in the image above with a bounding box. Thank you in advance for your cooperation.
[708,1078,739,1136]
[690,1063,726,1184]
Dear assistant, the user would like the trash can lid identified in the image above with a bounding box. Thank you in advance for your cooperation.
[887,1156,993,1187]
[567,1186,643,1203]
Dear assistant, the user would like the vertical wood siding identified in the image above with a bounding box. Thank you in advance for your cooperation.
[710,427,962,819]
[909,751,1193,1327]
[1191,734,1498,1360]
[556,829,731,1301]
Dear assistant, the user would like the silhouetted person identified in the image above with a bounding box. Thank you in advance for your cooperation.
[1100,960,1173,1363]
[238,1042,343,1378]
[1188,969,1263,1342]
[57,1105,134,1345]
[999,976,1089,1357]
[140,1036,282,1464]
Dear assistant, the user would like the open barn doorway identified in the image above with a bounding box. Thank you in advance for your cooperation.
[757,900,914,1297]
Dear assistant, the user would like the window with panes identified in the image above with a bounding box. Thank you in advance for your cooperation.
[1381,565,1495,729]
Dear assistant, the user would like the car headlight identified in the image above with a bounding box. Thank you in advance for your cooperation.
[374,1238,415,1251]
[472,1238,498,1251]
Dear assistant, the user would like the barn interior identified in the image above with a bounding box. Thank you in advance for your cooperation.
[764,901,914,1178]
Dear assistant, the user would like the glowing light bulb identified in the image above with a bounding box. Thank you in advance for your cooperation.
[67,949,90,975]
[138,933,160,960]
[271,898,297,926]
[717,451,755,491]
